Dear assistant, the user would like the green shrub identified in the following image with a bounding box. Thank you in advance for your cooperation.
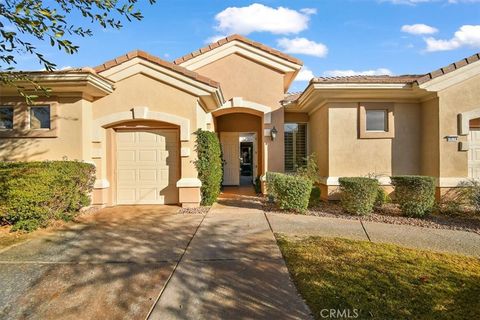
[375,187,388,208]
[266,172,282,200]
[309,186,321,208]
[339,177,378,215]
[193,129,223,206]
[391,176,435,217]
[276,174,313,212]
[254,176,262,194]
[0,161,95,231]
[296,153,320,184]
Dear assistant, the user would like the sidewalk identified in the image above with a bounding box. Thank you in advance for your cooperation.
[148,192,312,320]
[266,213,480,257]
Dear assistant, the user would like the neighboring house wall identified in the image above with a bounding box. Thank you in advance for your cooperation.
[194,53,286,172]
[0,96,89,161]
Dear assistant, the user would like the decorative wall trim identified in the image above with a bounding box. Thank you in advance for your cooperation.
[94,179,110,189]
[437,177,471,187]
[181,147,190,157]
[219,97,272,124]
[319,176,392,186]
[458,108,480,136]
[176,178,202,188]
[92,107,190,141]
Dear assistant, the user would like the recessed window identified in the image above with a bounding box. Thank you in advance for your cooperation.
[284,123,307,172]
[0,107,13,129]
[366,110,387,132]
[30,106,51,129]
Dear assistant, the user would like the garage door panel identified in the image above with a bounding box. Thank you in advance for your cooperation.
[116,130,179,205]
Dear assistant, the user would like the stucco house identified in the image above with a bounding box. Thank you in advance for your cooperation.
[1,34,480,207]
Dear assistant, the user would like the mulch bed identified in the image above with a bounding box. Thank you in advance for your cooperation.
[178,206,211,215]
[263,199,480,235]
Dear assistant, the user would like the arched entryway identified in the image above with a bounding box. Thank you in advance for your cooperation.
[213,108,264,187]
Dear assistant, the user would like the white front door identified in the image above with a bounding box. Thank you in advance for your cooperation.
[468,128,480,179]
[116,130,179,204]
[220,132,240,185]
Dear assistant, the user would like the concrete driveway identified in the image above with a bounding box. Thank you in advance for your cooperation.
[0,206,203,319]
[0,200,311,320]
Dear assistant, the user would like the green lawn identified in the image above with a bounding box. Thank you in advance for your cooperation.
[277,236,480,320]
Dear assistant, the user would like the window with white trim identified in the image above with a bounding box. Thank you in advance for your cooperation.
[0,106,13,129]
[30,106,51,129]
[284,123,307,172]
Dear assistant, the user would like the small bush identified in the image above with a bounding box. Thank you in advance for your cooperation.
[296,153,320,184]
[375,187,388,208]
[0,161,95,231]
[193,129,223,206]
[309,186,322,208]
[339,177,378,215]
[391,176,435,218]
[267,172,312,212]
[254,176,262,194]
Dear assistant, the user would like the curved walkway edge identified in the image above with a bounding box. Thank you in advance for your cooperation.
[266,213,480,258]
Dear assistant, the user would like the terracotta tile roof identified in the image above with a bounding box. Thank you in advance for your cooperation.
[415,52,480,85]
[94,50,220,88]
[311,74,423,84]
[281,92,302,103]
[173,34,303,66]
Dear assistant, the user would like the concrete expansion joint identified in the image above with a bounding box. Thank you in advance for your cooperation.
[359,219,372,242]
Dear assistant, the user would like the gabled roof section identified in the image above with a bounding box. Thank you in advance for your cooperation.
[173,34,303,66]
[415,52,480,85]
[94,50,220,88]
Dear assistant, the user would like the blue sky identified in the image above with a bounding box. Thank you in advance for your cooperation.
[12,0,480,91]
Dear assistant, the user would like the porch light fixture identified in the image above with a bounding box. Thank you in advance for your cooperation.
[270,126,278,141]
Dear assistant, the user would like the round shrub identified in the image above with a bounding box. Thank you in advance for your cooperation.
[339,177,378,215]
[266,172,312,212]
[309,186,322,208]
[193,129,223,206]
[0,161,95,231]
[375,187,388,208]
[391,175,435,218]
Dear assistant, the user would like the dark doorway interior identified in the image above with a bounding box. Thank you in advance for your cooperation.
[240,141,253,185]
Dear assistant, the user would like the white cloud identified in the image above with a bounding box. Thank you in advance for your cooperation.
[295,66,315,81]
[277,37,328,58]
[323,68,393,77]
[205,34,227,43]
[383,0,480,4]
[401,24,438,35]
[213,3,316,35]
[425,25,480,51]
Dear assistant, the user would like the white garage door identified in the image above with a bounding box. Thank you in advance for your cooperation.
[468,128,480,179]
[116,130,179,204]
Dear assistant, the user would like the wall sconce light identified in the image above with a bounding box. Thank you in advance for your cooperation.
[270,126,278,141]
[445,135,459,142]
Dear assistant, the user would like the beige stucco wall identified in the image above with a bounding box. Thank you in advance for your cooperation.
[420,97,440,177]
[308,101,422,179]
[0,96,88,161]
[194,53,286,172]
[285,112,309,123]
[309,106,329,177]
[437,73,480,178]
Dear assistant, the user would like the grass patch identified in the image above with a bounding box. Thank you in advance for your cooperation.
[277,236,480,319]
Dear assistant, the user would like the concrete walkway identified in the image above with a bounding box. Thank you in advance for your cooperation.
[267,213,480,257]
[148,190,312,319]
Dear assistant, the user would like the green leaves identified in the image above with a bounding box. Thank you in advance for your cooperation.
[339,177,379,216]
[0,0,156,98]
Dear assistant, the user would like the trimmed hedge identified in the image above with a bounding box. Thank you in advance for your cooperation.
[193,129,223,206]
[391,175,435,217]
[266,172,312,212]
[0,161,95,231]
[339,177,378,215]
[309,186,321,208]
